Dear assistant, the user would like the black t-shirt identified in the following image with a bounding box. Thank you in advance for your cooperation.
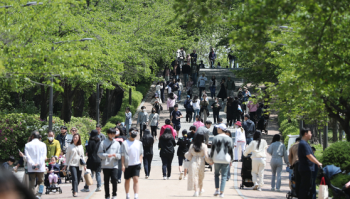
[171,110,182,125]
[176,137,191,156]
[190,53,198,63]
[298,140,315,172]
[187,132,196,140]
[211,102,221,113]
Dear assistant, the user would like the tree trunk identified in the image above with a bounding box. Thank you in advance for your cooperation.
[73,89,85,117]
[60,83,79,123]
[102,89,112,125]
[331,119,338,142]
[88,85,103,120]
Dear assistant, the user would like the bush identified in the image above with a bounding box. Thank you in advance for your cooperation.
[323,141,350,173]
[282,126,299,146]
[329,173,350,198]
[102,122,116,132]
[0,113,96,161]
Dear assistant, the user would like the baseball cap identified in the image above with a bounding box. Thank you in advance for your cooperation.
[216,123,227,131]
[187,95,190,98]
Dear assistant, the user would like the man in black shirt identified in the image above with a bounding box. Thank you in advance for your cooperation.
[187,126,197,140]
[227,50,236,68]
[171,104,183,137]
[182,62,191,86]
[190,50,198,66]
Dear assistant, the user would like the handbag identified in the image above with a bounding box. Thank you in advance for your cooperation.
[318,177,329,199]
[78,148,86,166]
[84,169,93,186]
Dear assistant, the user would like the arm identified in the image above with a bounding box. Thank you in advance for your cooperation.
[210,139,215,157]
[139,142,144,163]
[283,146,289,165]
[185,145,193,160]
[97,142,107,160]
[125,112,131,119]
[306,155,322,166]
[243,142,254,156]
[267,144,273,155]
[55,142,61,158]
[25,145,35,166]
[288,147,293,165]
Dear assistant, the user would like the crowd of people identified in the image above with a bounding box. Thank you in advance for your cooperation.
[1,48,341,199]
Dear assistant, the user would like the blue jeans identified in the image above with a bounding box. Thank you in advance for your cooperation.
[192,73,198,85]
[214,163,230,192]
[118,159,122,180]
[246,137,253,145]
[178,90,182,101]
[210,86,216,99]
[193,109,200,120]
[84,171,101,189]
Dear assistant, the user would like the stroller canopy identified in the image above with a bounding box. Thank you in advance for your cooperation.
[323,165,342,180]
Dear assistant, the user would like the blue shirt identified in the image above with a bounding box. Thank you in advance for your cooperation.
[298,140,315,172]
[171,110,182,125]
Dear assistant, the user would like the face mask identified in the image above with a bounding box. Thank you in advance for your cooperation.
[130,133,137,138]
[48,137,54,142]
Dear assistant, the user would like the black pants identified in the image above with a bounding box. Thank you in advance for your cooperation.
[139,124,146,138]
[233,113,241,122]
[160,90,164,102]
[169,107,174,118]
[227,118,233,126]
[103,168,118,198]
[151,126,157,137]
[213,112,220,123]
[299,170,313,199]
[187,90,192,99]
[199,87,205,97]
[161,154,174,177]
[250,112,256,123]
[143,154,153,177]
[186,110,193,122]
[293,162,300,197]
[69,166,82,193]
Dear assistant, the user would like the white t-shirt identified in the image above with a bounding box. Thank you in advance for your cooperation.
[126,140,141,166]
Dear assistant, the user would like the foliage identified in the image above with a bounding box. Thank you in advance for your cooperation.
[102,122,116,133]
[312,144,324,163]
[323,141,350,173]
[329,173,350,198]
[0,113,96,161]
[278,111,300,146]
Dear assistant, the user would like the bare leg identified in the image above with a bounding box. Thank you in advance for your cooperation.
[184,168,187,177]
[125,179,131,194]
[179,165,183,173]
[133,176,139,194]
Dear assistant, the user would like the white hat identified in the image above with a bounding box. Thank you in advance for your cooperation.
[216,123,227,131]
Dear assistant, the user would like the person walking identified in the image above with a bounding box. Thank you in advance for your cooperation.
[159,119,177,139]
[81,130,102,193]
[227,50,235,68]
[184,95,194,123]
[97,128,121,199]
[197,73,207,97]
[233,97,241,122]
[44,131,61,161]
[167,93,178,117]
[288,137,300,191]
[192,96,200,120]
[182,61,191,86]
[56,126,69,152]
[96,124,107,141]
[185,132,213,197]
[178,79,184,101]
[124,107,132,137]
[121,128,143,199]
[142,129,154,179]
[115,127,127,183]
[267,134,289,192]
[63,133,85,197]
[171,104,183,137]
[149,108,160,140]
[208,48,216,68]
[217,78,227,105]
[137,106,149,138]
[193,115,204,131]
[200,95,209,123]
[211,97,221,124]
[186,77,194,98]
[242,114,255,145]
[226,77,235,98]
[247,96,259,123]
[298,128,322,199]
[158,128,176,180]
[160,81,166,102]
[177,130,192,180]
[209,76,217,100]
[226,97,234,127]
[178,47,186,68]
[155,82,162,100]
[25,131,47,198]
[243,131,268,191]
[210,123,233,198]
[190,50,198,66]
[233,121,246,162]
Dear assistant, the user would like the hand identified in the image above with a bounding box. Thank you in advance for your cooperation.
[122,165,125,172]
[19,151,24,157]
[209,163,214,166]
[84,166,87,170]
[108,154,113,158]
[34,164,39,170]
[318,163,322,168]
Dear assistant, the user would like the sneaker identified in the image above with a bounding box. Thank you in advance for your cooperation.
[95,187,102,192]
[163,177,167,180]
[167,177,170,180]
[55,184,58,187]
[81,188,90,192]
[253,184,259,190]
[118,179,121,184]
[257,188,262,191]
[219,193,224,198]
[276,189,280,192]
[271,188,275,191]
[126,196,130,199]
[193,192,199,197]
[145,176,149,179]
[179,172,183,180]
[112,197,117,199]
[199,189,204,196]
[184,176,187,180]
[106,197,110,199]
[214,190,220,196]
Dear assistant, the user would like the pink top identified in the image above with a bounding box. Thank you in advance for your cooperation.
[159,125,177,138]
[167,94,178,110]
[193,121,204,131]
[247,101,258,112]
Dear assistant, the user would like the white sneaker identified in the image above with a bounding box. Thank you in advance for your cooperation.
[163,177,167,180]
[214,190,220,196]
[112,197,117,199]
[184,176,187,180]
[145,176,148,179]
[167,177,170,180]
[199,189,204,196]
[253,184,259,190]
[219,193,224,198]
[193,192,199,197]
[95,187,102,192]
[52,189,56,193]
[257,188,262,191]
[179,172,183,180]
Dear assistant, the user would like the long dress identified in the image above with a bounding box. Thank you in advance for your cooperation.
[185,143,213,191]
[217,82,227,99]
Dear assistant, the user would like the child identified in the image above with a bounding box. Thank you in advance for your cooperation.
[2,156,15,170]
[177,130,192,180]
[58,151,66,165]
[46,156,60,188]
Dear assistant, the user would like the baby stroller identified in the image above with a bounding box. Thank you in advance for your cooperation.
[240,154,254,189]
[318,165,350,199]
[44,172,63,194]
[286,164,299,199]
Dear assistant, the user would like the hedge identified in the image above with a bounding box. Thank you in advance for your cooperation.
[278,112,299,146]
[0,113,96,161]
[323,141,350,173]
[329,173,350,198]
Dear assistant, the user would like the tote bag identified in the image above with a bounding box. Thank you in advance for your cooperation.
[319,177,329,199]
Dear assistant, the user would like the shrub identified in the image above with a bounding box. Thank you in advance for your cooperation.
[0,113,96,161]
[329,173,350,198]
[102,122,116,132]
[283,126,299,146]
[323,141,350,173]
